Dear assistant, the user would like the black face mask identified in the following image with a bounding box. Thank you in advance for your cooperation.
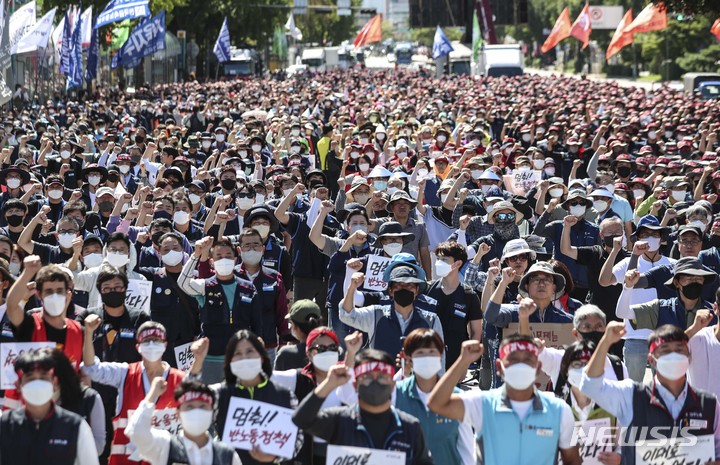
[151,231,166,246]
[221,179,236,191]
[357,381,394,406]
[135,136,144,144]
[393,288,415,307]
[711,235,720,249]
[617,166,632,178]
[98,201,114,213]
[579,330,604,347]
[101,290,126,308]
[602,235,620,248]
[681,282,703,300]
[6,214,23,227]
[107,173,120,183]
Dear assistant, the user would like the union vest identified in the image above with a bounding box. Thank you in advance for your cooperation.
[372,305,439,358]
[31,313,83,370]
[166,434,237,465]
[656,298,715,330]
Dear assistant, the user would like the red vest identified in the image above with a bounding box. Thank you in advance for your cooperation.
[31,313,83,370]
[109,362,183,465]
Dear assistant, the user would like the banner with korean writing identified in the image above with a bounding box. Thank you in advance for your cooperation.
[221,397,298,459]
[503,170,540,195]
[636,434,714,465]
[126,408,180,460]
[364,255,391,291]
[174,342,195,372]
[126,279,152,314]
[326,445,406,465]
[96,0,150,29]
[573,417,614,465]
[1,342,55,389]
[506,322,574,390]
[111,10,165,70]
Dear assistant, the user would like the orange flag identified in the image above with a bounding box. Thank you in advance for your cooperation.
[624,2,667,35]
[606,9,634,60]
[712,18,720,40]
[353,14,382,48]
[570,3,592,49]
[541,8,572,53]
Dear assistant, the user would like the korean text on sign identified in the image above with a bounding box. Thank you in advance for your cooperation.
[221,397,298,459]
[1,342,55,389]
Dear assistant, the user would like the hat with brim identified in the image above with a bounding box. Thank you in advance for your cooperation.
[347,177,372,196]
[386,190,417,212]
[501,239,537,262]
[631,214,668,240]
[388,264,427,293]
[488,201,524,225]
[285,299,322,321]
[244,205,279,234]
[0,166,31,186]
[664,257,716,287]
[82,164,108,183]
[561,190,592,210]
[336,203,369,224]
[518,261,566,300]
[382,253,427,282]
[376,221,414,244]
[183,136,200,149]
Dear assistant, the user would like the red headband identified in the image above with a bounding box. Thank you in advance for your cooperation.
[499,341,540,360]
[574,349,593,364]
[138,328,166,343]
[305,327,340,354]
[648,337,688,355]
[354,361,395,378]
[177,391,213,406]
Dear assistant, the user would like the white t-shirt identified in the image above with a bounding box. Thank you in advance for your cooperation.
[539,347,628,388]
[613,255,675,339]
[688,326,720,399]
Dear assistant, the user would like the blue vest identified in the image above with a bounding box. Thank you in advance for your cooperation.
[395,376,462,465]
[656,297,715,330]
[201,275,259,355]
[551,220,599,289]
[373,306,438,357]
[479,388,566,465]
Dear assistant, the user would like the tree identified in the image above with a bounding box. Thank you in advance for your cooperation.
[652,0,720,16]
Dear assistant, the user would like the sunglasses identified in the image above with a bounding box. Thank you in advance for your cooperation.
[507,254,529,263]
[495,213,516,222]
[568,201,585,207]
[309,344,338,353]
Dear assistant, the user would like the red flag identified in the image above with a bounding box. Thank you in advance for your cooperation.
[712,18,720,40]
[541,8,572,54]
[353,14,382,48]
[570,4,592,49]
[624,2,667,35]
[606,9,634,60]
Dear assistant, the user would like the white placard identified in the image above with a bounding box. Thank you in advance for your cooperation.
[1,342,55,389]
[221,397,298,459]
[126,279,152,314]
[636,433,714,465]
[364,255,391,291]
[505,169,540,195]
[589,6,624,30]
[574,417,613,465]
[173,342,195,372]
[127,408,181,461]
[326,445,406,465]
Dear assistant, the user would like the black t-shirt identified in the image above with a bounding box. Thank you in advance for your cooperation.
[429,206,453,227]
[11,310,66,344]
[274,342,308,371]
[360,408,393,449]
[74,307,149,364]
[426,280,482,367]
[576,245,629,321]
[32,242,73,265]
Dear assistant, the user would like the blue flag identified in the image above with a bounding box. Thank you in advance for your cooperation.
[96,0,150,29]
[85,17,98,82]
[60,9,72,75]
[67,8,83,90]
[432,25,454,59]
[111,10,165,69]
[213,17,231,63]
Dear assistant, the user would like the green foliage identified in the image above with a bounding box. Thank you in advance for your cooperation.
[651,0,720,16]
[677,43,720,72]
[638,16,716,76]
[293,0,359,45]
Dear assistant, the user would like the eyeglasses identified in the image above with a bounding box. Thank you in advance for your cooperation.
[495,213,516,222]
[568,201,585,207]
[507,254,529,263]
[356,373,394,386]
[678,240,700,247]
[58,229,77,235]
[236,192,254,199]
[309,344,338,353]
[107,247,128,254]
[529,276,554,286]
[100,286,126,294]
[240,244,263,252]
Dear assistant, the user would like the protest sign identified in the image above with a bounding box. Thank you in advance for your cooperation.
[503,170,540,195]
[364,255,391,291]
[126,407,180,461]
[126,279,152,314]
[574,417,614,465]
[326,445,406,465]
[174,342,195,372]
[221,397,298,458]
[636,434,714,465]
[506,322,574,390]
[1,342,55,389]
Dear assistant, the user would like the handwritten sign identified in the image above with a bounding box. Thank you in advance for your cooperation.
[126,279,152,314]
[221,397,298,459]
[636,434,714,465]
[127,408,181,461]
[506,322,574,390]
[174,342,195,372]
[365,255,391,291]
[326,445,406,465]
[574,418,614,465]
[504,170,540,195]
[1,342,55,389]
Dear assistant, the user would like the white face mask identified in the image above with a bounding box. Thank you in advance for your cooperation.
[549,188,564,198]
[119,165,131,174]
[174,211,190,225]
[282,188,293,198]
[359,138,369,144]
[502,362,537,390]
[290,146,301,154]
[241,250,263,266]
[216,134,225,142]
[383,243,403,256]
[60,150,71,159]
[106,252,130,268]
[569,205,586,217]
[471,169,483,180]
[6,178,21,189]
[189,193,202,205]
[21,379,55,406]
[350,151,360,159]
[592,200,608,213]
[665,131,673,139]
[252,144,262,152]
[396,151,407,160]
[312,351,339,372]
[567,367,584,387]
[533,159,544,170]
[254,194,265,205]
[358,163,370,172]
[202,141,212,150]
[633,189,645,200]
[648,131,657,139]
[434,260,453,278]
[138,341,166,362]
[162,250,184,267]
[671,190,686,202]
[87,175,101,186]
[180,408,214,436]
[689,220,707,231]
[436,135,447,142]
[412,356,442,379]
[213,258,236,276]
[291,129,300,137]
[58,233,75,249]
[239,150,249,159]
[386,187,399,197]
[43,293,66,317]
[83,253,104,268]
[518,165,531,172]
[521,134,531,143]
[544,167,556,176]
[253,224,270,240]
[231,358,263,380]
[237,197,255,210]
[653,352,689,381]
[8,261,21,276]
[353,193,370,205]
[376,133,386,141]
[416,168,429,178]
[644,236,661,252]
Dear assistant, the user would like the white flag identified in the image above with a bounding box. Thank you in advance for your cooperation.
[9,0,36,53]
[285,13,302,41]
[15,7,56,54]
[80,6,92,47]
[50,16,64,66]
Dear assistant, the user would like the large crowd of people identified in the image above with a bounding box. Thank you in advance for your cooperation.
[1,67,720,465]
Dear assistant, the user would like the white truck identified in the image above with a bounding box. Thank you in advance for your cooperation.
[324,46,340,70]
[301,48,326,71]
[477,44,524,76]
